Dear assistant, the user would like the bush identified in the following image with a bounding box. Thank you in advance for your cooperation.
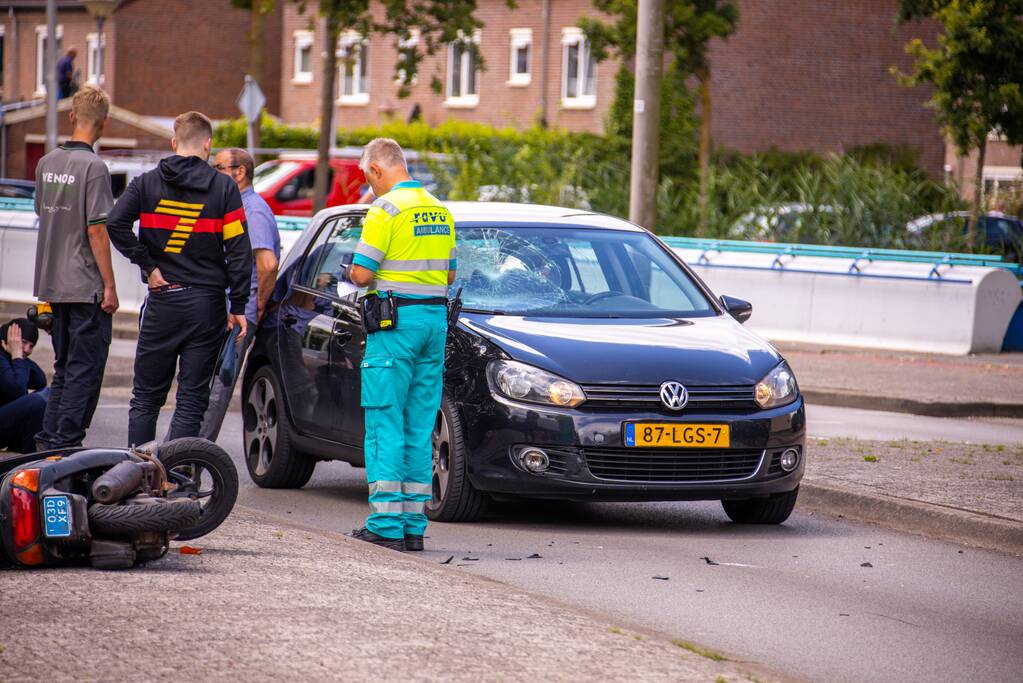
[214,116,965,250]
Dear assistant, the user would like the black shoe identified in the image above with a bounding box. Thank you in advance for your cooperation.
[347,527,405,551]
[404,534,424,552]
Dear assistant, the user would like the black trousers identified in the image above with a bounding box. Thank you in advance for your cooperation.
[129,287,226,446]
[1,388,48,452]
[36,302,111,449]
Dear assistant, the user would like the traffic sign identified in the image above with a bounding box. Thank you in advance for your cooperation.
[236,75,266,121]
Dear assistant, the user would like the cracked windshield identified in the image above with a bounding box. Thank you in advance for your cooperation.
[452,226,715,317]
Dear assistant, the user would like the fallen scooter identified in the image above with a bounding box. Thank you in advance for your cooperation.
[0,438,238,569]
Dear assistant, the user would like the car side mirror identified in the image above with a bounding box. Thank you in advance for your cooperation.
[720,295,752,324]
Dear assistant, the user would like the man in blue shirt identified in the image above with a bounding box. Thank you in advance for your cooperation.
[56,48,78,99]
[199,148,281,441]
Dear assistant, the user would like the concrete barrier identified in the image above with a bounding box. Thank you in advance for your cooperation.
[670,244,1022,355]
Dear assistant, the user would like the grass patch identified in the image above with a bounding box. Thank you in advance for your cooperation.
[985,474,1014,482]
[950,457,973,465]
[608,627,623,635]
[1004,459,1013,466]
[672,639,727,662]
[716,678,729,683]
[863,455,879,463]
[996,445,1005,452]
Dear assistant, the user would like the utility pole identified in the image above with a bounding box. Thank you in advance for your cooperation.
[45,0,58,152]
[628,0,664,230]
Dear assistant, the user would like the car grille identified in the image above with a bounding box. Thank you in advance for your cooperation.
[580,384,757,411]
[580,447,764,483]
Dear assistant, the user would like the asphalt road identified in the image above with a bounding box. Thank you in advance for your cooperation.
[84,403,1023,683]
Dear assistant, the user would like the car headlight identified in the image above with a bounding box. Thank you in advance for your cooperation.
[487,359,586,408]
[754,362,798,409]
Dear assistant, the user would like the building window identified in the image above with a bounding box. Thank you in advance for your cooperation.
[292,30,313,84]
[508,28,531,86]
[35,25,63,95]
[445,32,480,108]
[395,30,420,87]
[561,28,596,109]
[337,32,368,105]
[86,33,105,85]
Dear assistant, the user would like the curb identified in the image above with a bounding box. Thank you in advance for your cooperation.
[801,388,1023,418]
[800,479,1023,556]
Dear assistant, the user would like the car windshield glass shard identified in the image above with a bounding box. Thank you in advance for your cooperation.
[455,226,715,318]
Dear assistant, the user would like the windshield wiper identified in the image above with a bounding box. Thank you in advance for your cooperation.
[462,308,510,315]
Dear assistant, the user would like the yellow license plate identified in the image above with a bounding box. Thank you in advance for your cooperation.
[624,423,730,448]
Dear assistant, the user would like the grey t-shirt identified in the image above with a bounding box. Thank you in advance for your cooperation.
[33,141,115,303]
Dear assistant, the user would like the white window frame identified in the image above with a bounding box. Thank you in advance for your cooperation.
[292,30,314,84]
[336,31,369,105]
[85,32,105,86]
[445,31,480,109]
[395,29,420,87]
[35,24,63,96]
[561,27,596,110]
[508,28,532,87]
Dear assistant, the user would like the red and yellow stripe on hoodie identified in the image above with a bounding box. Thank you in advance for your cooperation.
[107,159,253,315]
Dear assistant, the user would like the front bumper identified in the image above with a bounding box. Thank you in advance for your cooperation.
[460,395,806,502]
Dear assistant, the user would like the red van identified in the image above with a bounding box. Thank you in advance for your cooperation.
[253,153,368,216]
[253,150,448,217]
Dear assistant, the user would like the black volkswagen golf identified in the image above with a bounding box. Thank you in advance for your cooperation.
[241,203,806,524]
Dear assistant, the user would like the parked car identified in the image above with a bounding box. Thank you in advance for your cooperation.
[254,150,446,217]
[234,202,806,525]
[729,203,837,241]
[905,211,1023,262]
[0,178,35,199]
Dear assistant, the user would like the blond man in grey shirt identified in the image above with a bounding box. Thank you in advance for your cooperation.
[33,86,117,449]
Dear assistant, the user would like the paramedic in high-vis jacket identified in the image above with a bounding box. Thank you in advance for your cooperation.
[342,138,456,552]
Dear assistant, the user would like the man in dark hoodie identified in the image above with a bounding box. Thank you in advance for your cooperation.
[0,319,48,452]
[107,111,252,445]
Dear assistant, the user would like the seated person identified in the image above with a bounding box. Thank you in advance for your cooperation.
[0,318,48,453]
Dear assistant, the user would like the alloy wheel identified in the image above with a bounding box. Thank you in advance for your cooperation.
[244,376,279,477]
[429,409,451,510]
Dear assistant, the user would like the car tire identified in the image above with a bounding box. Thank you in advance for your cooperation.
[243,366,316,489]
[721,487,799,525]
[160,438,240,541]
[426,396,487,523]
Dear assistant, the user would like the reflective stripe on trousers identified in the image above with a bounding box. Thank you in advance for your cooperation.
[361,304,447,539]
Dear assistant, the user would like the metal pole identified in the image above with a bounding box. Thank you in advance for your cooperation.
[97,15,105,87]
[628,0,664,230]
[245,74,256,159]
[539,0,550,128]
[45,0,58,152]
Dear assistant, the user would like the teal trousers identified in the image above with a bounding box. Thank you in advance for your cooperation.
[361,304,447,539]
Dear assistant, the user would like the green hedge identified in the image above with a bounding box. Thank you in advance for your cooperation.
[215,117,965,249]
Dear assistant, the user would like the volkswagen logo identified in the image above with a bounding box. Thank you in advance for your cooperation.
[659,381,688,411]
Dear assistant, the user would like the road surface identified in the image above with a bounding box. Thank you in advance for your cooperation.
[83,402,1023,683]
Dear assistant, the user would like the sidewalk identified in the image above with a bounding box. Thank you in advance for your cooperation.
[0,508,774,683]
[778,342,1023,417]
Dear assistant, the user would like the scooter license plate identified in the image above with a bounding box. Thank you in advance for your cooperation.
[42,495,72,538]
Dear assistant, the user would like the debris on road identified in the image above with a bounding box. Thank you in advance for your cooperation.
[179,546,203,555]
[860,562,873,568]
[652,576,670,581]
[700,556,720,566]
[527,553,543,559]
[440,555,454,565]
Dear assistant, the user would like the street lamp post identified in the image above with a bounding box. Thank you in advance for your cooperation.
[83,0,120,87]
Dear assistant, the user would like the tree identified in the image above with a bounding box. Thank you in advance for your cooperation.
[231,0,277,151]
[581,0,737,233]
[897,0,1023,241]
[290,0,507,212]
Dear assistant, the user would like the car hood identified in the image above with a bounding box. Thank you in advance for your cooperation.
[460,313,782,386]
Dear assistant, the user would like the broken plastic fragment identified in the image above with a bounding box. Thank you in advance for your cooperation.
[700,556,719,566]
[652,576,669,581]
[527,553,543,559]
[440,555,454,565]
[179,546,203,555]
[860,562,873,568]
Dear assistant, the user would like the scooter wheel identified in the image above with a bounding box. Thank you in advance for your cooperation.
[88,498,201,535]
[160,438,239,541]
